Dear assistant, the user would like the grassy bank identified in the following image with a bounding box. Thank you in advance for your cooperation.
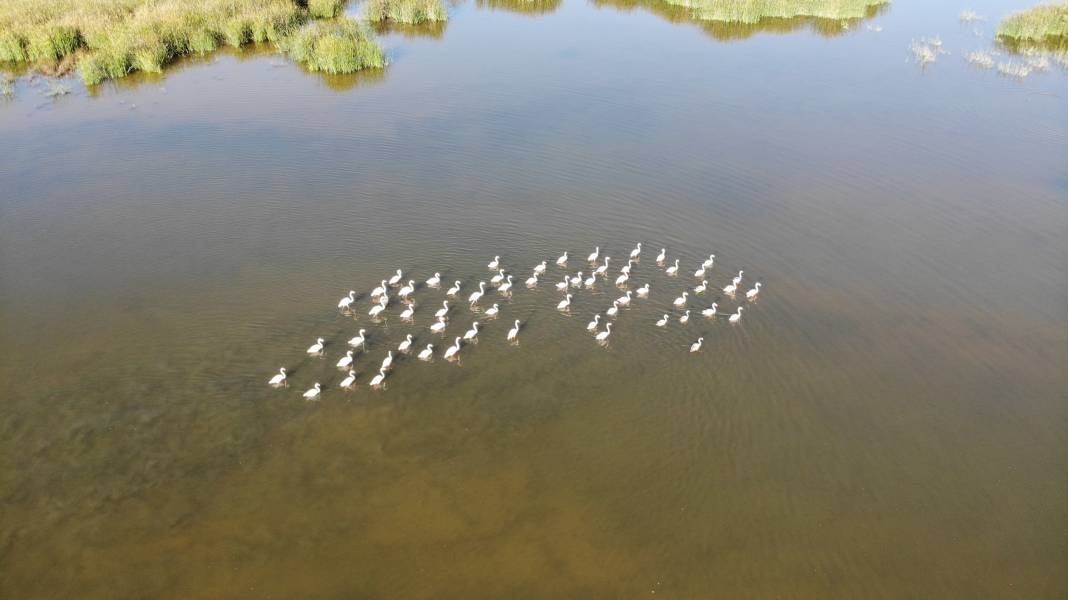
[365,0,448,24]
[660,0,889,24]
[997,3,1068,44]
[0,0,382,85]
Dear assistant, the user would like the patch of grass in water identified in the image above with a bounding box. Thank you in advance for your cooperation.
[366,0,448,25]
[278,18,385,74]
[997,3,1068,44]
[662,0,890,24]
[476,0,563,16]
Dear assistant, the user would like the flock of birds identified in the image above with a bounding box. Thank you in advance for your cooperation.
[267,243,764,399]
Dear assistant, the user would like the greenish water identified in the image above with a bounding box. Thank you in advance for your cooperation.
[1,0,1066,597]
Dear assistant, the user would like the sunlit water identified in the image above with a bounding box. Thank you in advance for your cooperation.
[1,0,1066,597]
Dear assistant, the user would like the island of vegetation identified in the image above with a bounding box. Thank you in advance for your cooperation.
[996,2,1068,50]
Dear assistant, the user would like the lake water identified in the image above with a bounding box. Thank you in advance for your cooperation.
[1,0,1066,597]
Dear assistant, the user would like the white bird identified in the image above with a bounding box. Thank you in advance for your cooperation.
[606,300,620,317]
[381,351,394,371]
[446,281,462,296]
[388,269,403,286]
[679,310,690,324]
[693,266,706,278]
[656,248,666,263]
[485,303,500,317]
[525,273,539,287]
[587,314,601,331]
[370,280,388,298]
[430,317,447,333]
[690,337,704,353]
[267,367,286,386]
[615,273,629,286]
[595,257,610,276]
[636,283,650,298]
[426,272,441,287]
[368,296,387,317]
[418,344,434,360]
[595,322,613,342]
[673,291,688,307]
[398,334,413,352]
[584,272,597,288]
[702,254,715,269]
[369,368,386,388]
[655,314,669,327]
[723,282,737,295]
[306,337,325,354]
[507,319,520,341]
[497,275,514,294]
[338,290,356,311]
[620,259,634,276]
[340,370,356,389]
[557,294,573,311]
[398,280,415,298]
[587,247,600,263]
[348,329,367,349]
[702,303,719,318]
[570,272,583,287]
[533,260,547,275]
[444,336,462,359]
[732,270,744,287]
[729,307,744,323]
[666,259,680,276]
[488,256,500,270]
[616,291,632,306]
[337,350,354,369]
[302,382,321,400]
[434,301,450,319]
[629,243,642,259]
[556,251,568,266]
[556,276,569,291]
[746,282,762,300]
[694,280,708,294]
[400,304,415,320]
[468,281,486,304]
[463,322,480,341]
[491,268,506,284]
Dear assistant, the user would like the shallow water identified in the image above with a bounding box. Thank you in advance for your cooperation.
[1,0,1066,597]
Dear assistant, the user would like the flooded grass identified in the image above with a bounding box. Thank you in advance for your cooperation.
[965,49,995,68]
[278,18,385,74]
[0,0,373,85]
[659,0,889,24]
[997,3,1068,44]
[365,0,449,24]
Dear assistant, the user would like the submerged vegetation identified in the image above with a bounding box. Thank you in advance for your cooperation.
[365,0,449,24]
[278,18,385,73]
[0,0,380,85]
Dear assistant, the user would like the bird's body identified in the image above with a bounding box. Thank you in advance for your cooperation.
[307,337,325,355]
[498,275,514,294]
[656,314,669,327]
[533,261,547,276]
[463,322,480,341]
[430,317,447,333]
[400,304,415,320]
[584,273,597,288]
[679,310,690,324]
[337,350,354,369]
[388,269,403,286]
[702,254,715,269]
[370,280,388,298]
[369,368,386,388]
[434,301,450,319]
[620,260,634,276]
[729,307,744,323]
[557,294,573,311]
[418,344,434,360]
[694,267,706,278]
[348,329,367,349]
[615,273,629,286]
[595,257,610,276]
[491,269,506,284]
[468,281,487,305]
[398,334,413,353]
[666,259,680,276]
[488,256,500,270]
[656,248,666,264]
[587,247,600,263]
[338,290,356,311]
[723,283,737,295]
[570,272,583,287]
[746,282,762,300]
[636,284,650,298]
[485,303,500,317]
[381,351,394,371]
[303,383,321,400]
[398,280,415,299]
[556,252,568,266]
[444,337,462,359]
[268,367,287,386]
[732,270,744,287]
[340,370,356,389]
[595,323,613,342]
[525,273,539,287]
[368,297,387,318]
[556,276,569,291]
[507,319,520,341]
[673,291,688,307]
[690,337,704,353]
[629,243,642,260]
[446,281,462,296]
[606,300,620,317]
[426,272,441,287]
[694,280,708,295]
[587,314,601,331]
[702,303,718,318]
[616,291,632,306]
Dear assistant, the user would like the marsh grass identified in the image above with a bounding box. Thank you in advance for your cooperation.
[366,0,448,24]
[278,18,385,73]
[997,3,1068,43]
[0,0,383,85]
[660,0,889,24]
[0,74,13,98]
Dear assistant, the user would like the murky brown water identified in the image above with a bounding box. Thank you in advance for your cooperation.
[1,0,1066,597]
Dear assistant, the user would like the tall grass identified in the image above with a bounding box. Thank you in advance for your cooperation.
[365,0,448,24]
[997,3,1068,43]
[278,18,386,73]
[0,0,382,85]
[662,0,890,24]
